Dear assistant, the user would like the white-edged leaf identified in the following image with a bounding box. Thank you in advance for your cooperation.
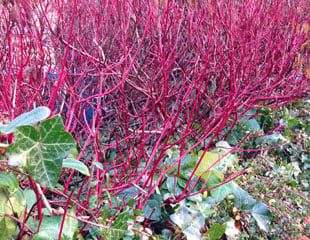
[4,107,50,134]
[8,116,75,189]
[63,158,90,176]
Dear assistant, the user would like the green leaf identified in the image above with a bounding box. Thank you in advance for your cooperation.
[288,118,299,129]
[133,209,144,216]
[143,194,162,221]
[0,172,19,194]
[206,171,223,189]
[63,158,89,176]
[127,198,135,207]
[210,181,234,203]
[29,213,78,240]
[166,177,182,195]
[195,152,224,182]
[23,189,37,209]
[0,188,26,240]
[240,111,260,131]
[204,223,226,240]
[102,212,132,240]
[118,187,139,203]
[4,107,51,134]
[0,213,17,240]
[90,181,99,187]
[244,118,260,130]
[251,203,271,232]
[170,204,205,240]
[232,183,256,211]
[8,116,76,189]
[94,162,103,170]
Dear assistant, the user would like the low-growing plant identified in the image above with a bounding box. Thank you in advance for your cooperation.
[1,0,310,239]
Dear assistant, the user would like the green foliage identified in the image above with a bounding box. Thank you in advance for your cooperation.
[63,158,90,176]
[204,223,226,240]
[210,181,234,203]
[0,108,91,239]
[251,203,272,232]
[194,152,224,182]
[0,172,19,194]
[0,101,308,240]
[7,115,76,189]
[29,213,78,240]
[102,211,134,240]
[0,188,26,240]
[170,204,205,240]
[1,106,50,134]
[143,194,162,221]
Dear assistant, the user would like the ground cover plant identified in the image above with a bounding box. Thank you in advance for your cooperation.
[0,0,309,239]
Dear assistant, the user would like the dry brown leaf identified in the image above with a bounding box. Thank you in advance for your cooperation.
[154,0,167,9]
[293,54,303,70]
[188,0,196,7]
[292,22,300,32]
[301,40,310,52]
[302,22,310,34]
[303,63,310,79]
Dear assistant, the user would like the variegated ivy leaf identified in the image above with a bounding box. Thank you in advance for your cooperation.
[8,116,75,189]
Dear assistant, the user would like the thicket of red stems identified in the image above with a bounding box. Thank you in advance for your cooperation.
[1,0,310,214]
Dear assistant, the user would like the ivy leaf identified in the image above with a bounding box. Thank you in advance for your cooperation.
[29,213,78,240]
[170,204,204,240]
[102,212,133,240]
[240,111,260,131]
[204,223,226,240]
[195,152,224,182]
[0,188,26,240]
[0,172,19,194]
[63,158,90,176]
[210,181,234,203]
[232,183,256,211]
[8,116,75,189]
[166,177,182,195]
[118,187,139,203]
[23,189,37,209]
[144,194,162,221]
[4,106,51,134]
[251,203,271,232]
